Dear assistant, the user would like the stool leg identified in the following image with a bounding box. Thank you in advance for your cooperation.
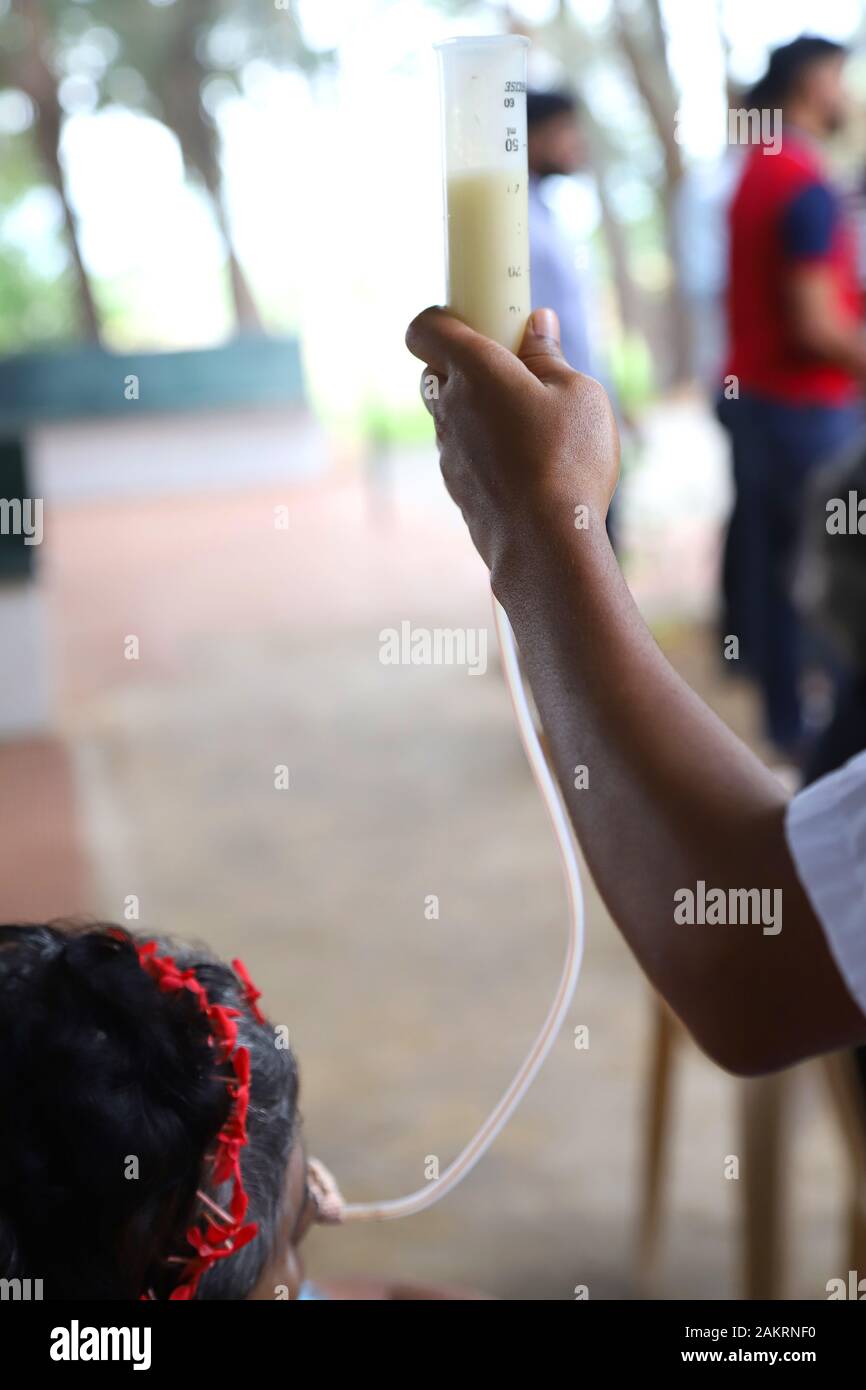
[847,1201,866,1276]
[819,1052,866,1278]
[740,1071,789,1300]
[638,996,678,1286]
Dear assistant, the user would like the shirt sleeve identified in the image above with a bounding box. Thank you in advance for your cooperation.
[785,749,866,1014]
[781,181,838,261]
[528,190,594,377]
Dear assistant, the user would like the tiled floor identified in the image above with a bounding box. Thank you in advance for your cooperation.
[0,736,90,920]
[0,422,852,1299]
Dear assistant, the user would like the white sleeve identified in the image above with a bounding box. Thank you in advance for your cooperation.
[785,750,866,1015]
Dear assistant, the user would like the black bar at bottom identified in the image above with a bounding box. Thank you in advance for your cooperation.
[0,1296,860,1376]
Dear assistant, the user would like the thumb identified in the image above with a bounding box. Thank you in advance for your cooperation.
[518,308,571,383]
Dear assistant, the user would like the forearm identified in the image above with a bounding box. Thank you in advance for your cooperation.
[405,304,866,1070]
[797,321,866,382]
[493,505,863,1072]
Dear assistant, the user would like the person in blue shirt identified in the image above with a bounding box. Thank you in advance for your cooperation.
[528,89,622,548]
[527,90,595,377]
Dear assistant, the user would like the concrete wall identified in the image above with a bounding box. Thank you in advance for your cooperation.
[0,402,324,736]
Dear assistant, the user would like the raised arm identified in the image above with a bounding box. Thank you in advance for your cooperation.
[406,305,866,1075]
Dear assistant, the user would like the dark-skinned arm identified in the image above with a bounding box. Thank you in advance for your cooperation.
[787,264,866,380]
[406,304,866,1076]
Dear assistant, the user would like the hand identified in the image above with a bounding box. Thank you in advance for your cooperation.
[405,306,620,586]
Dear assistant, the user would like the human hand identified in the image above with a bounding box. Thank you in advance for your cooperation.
[405,306,620,587]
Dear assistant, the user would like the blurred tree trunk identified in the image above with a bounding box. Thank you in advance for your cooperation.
[12,0,102,341]
[160,0,264,333]
[595,171,643,334]
[535,5,644,339]
[580,105,644,336]
[612,0,691,383]
[716,0,741,109]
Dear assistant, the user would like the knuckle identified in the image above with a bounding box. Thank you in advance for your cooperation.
[570,372,612,419]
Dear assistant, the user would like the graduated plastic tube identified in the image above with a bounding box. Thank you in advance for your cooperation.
[339,35,586,1222]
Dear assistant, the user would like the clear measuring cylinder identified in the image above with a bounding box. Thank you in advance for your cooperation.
[435,35,531,352]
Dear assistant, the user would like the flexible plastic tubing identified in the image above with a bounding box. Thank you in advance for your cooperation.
[339,594,586,1221]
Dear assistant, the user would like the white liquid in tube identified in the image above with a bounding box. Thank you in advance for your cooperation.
[446,170,531,352]
[437,34,532,352]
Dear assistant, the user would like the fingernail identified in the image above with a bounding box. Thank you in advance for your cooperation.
[532,308,558,337]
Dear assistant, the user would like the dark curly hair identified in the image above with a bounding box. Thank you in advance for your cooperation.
[0,922,298,1300]
[744,35,848,110]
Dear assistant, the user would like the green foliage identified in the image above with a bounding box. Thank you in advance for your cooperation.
[0,129,78,348]
[0,0,326,348]
[0,247,81,350]
[360,396,436,446]
[608,330,654,414]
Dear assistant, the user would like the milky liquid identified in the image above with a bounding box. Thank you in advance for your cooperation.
[445,169,531,353]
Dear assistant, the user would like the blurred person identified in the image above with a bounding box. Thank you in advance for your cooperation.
[0,922,486,1300]
[718,34,866,758]
[798,442,866,787]
[675,157,740,389]
[407,302,866,1075]
[527,90,595,377]
[527,88,621,547]
[796,445,866,1101]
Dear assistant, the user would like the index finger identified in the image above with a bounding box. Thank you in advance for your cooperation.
[405,305,513,373]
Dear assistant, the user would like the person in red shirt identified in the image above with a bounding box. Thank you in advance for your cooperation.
[719,35,866,755]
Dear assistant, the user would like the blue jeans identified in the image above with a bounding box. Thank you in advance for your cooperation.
[717,391,864,752]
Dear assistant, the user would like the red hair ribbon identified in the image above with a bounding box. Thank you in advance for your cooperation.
[123,936,266,1300]
[232,957,267,1025]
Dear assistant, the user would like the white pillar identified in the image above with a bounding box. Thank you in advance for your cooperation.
[0,581,52,735]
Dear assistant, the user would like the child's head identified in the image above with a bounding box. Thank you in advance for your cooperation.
[0,922,317,1300]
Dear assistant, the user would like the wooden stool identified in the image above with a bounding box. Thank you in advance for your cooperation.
[638,994,866,1297]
